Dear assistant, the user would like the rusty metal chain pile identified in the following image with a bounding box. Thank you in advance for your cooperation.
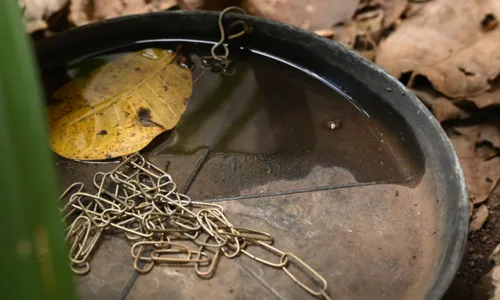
[60,153,331,299]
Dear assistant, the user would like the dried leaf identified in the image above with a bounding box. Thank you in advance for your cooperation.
[450,134,500,204]
[456,121,500,149]
[376,0,500,99]
[379,0,408,28]
[461,157,500,204]
[427,98,469,123]
[69,0,177,26]
[470,199,474,218]
[490,243,500,265]
[468,92,500,109]
[412,89,470,122]
[314,29,336,38]
[334,3,384,61]
[334,22,357,49]
[178,0,236,10]
[488,181,500,211]
[477,143,499,161]
[466,79,500,108]
[19,0,68,32]
[241,0,359,30]
[449,133,476,158]
[473,265,500,300]
[177,0,206,10]
[405,1,428,18]
[48,48,192,160]
[470,204,489,232]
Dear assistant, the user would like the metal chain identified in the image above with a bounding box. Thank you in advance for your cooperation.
[60,153,331,299]
[211,6,251,61]
[193,7,252,76]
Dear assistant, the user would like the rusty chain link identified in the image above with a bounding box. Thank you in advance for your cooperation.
[60,153,331,299]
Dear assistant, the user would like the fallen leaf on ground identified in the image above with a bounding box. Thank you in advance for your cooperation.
[473,265,500,299]
[449,132,476,158]
[477,143,499,161]
[456,121,500,149]
[314,29,336,38]
[405,0,428,18]
[241,0,359,30]
[470,204,489,232]
[334,1,384,60]
[460,157,500,204]
[376,0,500,99]
[19,0,68,32]
[470,200,474,218]
[49,48,192,160]
[178,0,236,10]
[491,243,500,265]
[450,134,500,204]
[379,0,408,28]
[69,0,177,26]
[488,181,500,210]
[466,78,500,108]
[178,0,206,10]
[412,88,470,122]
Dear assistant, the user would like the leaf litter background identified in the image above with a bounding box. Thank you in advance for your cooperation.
[22,0,500,298]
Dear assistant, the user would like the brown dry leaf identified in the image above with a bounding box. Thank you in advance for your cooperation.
[450,134,500,204]
[375,0,500,99]
[19,0,68,32]
[49,48,192,160]
[470,199,474,218]
[69,0,177,26]
[241,0,359,30]
[334,22,357,48]
[178,0,237,10]
[467,79,500,108]
[177,0,206,10]
[488,179,500,210]
[462,155,500,204]
[449,133,476,158]
[335,2,384,61]
[456,121,500,149]
[405,0,428,18]
[468,92,500,109]
[490,244,500,265]
[477,143,499,161]
[470,204,489,232]
[412,89,470,122]
[379,0,408,28]
[314,29,336,38]
[474,265,500,300]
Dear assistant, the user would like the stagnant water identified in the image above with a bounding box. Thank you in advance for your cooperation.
[44,41,424,199]
[41,41,436,300]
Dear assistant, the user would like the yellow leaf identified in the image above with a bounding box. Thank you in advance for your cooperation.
[48,48,192,160]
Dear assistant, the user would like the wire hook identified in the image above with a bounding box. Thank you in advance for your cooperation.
[211,7,250,61]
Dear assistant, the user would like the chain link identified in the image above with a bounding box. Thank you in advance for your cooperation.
[61,153,330,299]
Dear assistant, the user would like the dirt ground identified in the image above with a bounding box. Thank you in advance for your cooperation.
[446,184,500,298]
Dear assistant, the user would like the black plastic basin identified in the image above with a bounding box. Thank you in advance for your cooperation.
[36,11,468,300]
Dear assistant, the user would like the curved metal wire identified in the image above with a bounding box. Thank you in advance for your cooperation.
[60,152,331,298]
[211,7,250,61]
